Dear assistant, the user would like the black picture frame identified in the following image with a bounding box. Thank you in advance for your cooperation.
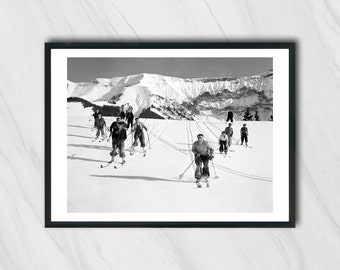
[45,42,295,228]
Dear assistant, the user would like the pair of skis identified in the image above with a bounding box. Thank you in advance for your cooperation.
[130,149,147,157]
[92,137,107,143]
[218,152,231,158]
[100,149,147,169]
[100,160,126,169]
[241,144,253,148]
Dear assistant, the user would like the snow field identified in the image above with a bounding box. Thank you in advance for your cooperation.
[67,113,273,213]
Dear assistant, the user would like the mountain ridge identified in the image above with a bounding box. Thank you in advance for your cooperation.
[67,70,273,120]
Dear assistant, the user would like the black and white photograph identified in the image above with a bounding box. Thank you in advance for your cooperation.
[46,43,295,227]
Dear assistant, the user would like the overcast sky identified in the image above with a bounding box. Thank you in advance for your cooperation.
[68,58,272,82]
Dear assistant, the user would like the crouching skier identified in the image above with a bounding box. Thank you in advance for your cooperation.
[219,131,228,156]
[109,120,127,165]
[191,134,214,188]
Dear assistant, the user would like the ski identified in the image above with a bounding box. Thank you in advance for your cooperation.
[196,183,210,188]
[129,149,146,156]
[100,161,113,168]
[91,138,99,142]
[114,161,126,169]
[98,136,107,143]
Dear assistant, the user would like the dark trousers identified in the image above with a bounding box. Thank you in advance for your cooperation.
[126,118,134,129]
[219,140,228,153]
[120,111,125,120]
[241,133,248,144]
[194,155,210,180]
[133,133,146,148]
[226,116,233,122]
[96,128,105,138]
[111,140,126,158]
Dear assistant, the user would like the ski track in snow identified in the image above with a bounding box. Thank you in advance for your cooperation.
[143,119,272,182]
[203,121,272,181]
[67,105,273,213]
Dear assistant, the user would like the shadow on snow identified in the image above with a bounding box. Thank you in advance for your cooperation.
[89,174,192,184]
[67,156,108,163]
[68,124,93,129]
[68,134,94,139]
[68,143,111,151]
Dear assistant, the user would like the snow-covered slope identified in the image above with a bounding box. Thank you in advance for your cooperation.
[67,103,273,213]
[68,71,273,119]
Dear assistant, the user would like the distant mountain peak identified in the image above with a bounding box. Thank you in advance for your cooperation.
[67,70,273,120]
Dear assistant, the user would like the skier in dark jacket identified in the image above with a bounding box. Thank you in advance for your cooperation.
[126,109,134,130]
[120,105,126,120]
[131,118,148,154]
[108,117,121,138]
[224,123,233,147]
[94,114,106,140]
[109,120,127,164]
[240,124,249,146]
[92,109,100,128]
[191,134,214,188]
[226,110,234,123]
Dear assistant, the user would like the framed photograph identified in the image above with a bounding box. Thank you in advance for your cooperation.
[45,42,295,227]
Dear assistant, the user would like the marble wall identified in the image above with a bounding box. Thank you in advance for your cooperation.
[1,0,340,269]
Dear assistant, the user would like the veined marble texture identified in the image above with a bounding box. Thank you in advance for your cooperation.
[1,0,340,269]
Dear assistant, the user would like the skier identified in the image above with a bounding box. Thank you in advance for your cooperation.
[94,113,107,140]
[218,131,228,155]
[131,118,148,155]
[225,123,233,148]
[126,108,134,130]
[226,110,234,123]
[240,123,249,146]
[191,134,214,188]
[92,109,100,128]
[109,120,127,164]
[120,105,126,120]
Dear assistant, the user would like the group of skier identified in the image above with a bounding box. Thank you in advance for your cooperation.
[91,108,249,188]
[107,116,148,164]
[92,108,149,166]
[192,121,249,188]
[120,104,135,129]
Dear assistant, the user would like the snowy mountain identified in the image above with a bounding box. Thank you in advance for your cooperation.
[67,71,273,120]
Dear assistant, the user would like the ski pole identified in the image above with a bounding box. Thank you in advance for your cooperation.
[211,159,219,179]
[179,159,196,179]
[146,130,151,149]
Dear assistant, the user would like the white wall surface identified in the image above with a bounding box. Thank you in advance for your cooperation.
[1,0,340,269]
